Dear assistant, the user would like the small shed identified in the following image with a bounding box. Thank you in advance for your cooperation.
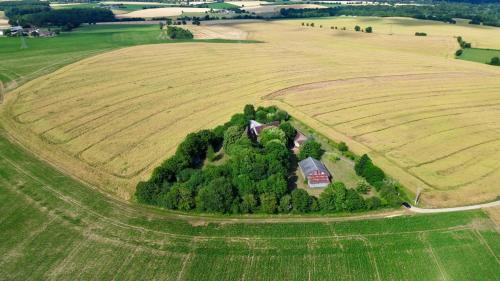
[248,120,280,138]
[294,131,308,148]
[298,157,331,188]
[10,26,23,35]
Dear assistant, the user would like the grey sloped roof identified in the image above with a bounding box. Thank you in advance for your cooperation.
[298,157,330,177]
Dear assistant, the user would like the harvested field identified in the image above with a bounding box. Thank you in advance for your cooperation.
[117,7,211,18]
[186,25,248,40]
[2,17,500,207]
[0,11,8,29]
[227,1,270,7]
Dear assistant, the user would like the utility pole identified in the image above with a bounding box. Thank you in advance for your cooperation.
[415,187,422,205]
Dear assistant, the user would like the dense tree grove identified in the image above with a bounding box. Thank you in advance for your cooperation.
[136,105,403,214]
[166,26,193,39]
[0,0,115,29]
[280,3,499,27]
[354,154,402,207]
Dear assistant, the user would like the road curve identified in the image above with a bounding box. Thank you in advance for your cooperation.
[409,200,500,213]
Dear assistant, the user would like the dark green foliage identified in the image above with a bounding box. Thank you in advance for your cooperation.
[298,140,323,160]
[279,122,296,146]
[345,189,365,211]
[229,113,249,130]
[135,181,160,204]
[223,126,243,151]
[355,154,385,188]
[489,56,500,65]
[363,165,385,188]
[255,110,268,123]
[457,36,472,48]
[280,3,499,27]
[354,154,370,176]
[365,26,372,33]
[278,194,292,213]
[244,104,256,120]
[240,194,257,213]
[15,7,115,28]
[260,193,278,214]
[206,145,215,162]
[337,141,348,152]
[355,181,370,194]
[354,25,361,31]
[365,196,382,210]
[319,184,337,211]
[455,49,463,56]
[196,178,235,213]
[166,26,193,39]
[291,189,312,213]
[380,183,402,207]
[415,32,427,36]
[258,127,286,147]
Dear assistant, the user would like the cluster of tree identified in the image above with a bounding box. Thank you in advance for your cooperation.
[17,8,114,29]
[166,26,193,39]
[0,0,50,20]
[137,105,403,214]
[280,3,499,27]
[354,154,402,207]
[136,105,298,214]
[415,32,427,36]
[1,1,115,29]
[489,57,500,66]
[457,36,472,48]
[354,25,373,33]
[455,36,472,56]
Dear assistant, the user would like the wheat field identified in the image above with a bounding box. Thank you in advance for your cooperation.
[2,17,500,206]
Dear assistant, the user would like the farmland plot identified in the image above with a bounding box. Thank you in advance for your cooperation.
[0,129,499,280]
[2,17,500,207]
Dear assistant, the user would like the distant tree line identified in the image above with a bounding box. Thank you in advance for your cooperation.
[136,105,404,215]
[280,3,499,27]
[0,0,115,29]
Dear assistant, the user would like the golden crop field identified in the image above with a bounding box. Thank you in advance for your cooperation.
[2,17,500,206]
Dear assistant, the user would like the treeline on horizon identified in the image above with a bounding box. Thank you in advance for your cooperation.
[0,0,115,29]
[136,105,403,215]
[280,3,499,27]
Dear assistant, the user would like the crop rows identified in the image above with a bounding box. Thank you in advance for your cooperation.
[2,19,500,206]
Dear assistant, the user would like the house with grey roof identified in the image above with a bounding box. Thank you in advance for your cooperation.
[298,157,331,188]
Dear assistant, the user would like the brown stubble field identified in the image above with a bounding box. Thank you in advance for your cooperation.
[2,17,499,206]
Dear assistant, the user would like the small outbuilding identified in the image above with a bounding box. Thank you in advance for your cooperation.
[294,131,308,148]
[298,157,331,188]
[248,120,280,138]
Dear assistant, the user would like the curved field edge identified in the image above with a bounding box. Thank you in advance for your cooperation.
[0,128,499,280]
[0,23,258,92]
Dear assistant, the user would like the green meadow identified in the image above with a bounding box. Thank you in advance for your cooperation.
[0,128,498,280]
[458,47,500,65]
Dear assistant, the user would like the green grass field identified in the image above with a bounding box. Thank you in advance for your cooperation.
[0,128,499,280]
[0,24,251,87]
[458,48,500,65]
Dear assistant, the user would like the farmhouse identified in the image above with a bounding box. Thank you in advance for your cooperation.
[294,131,308,148]
[298,157,331,188]
[248,120,280,138]
[10,26,23,35]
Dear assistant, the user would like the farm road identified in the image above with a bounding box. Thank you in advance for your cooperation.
[409,200,500,213]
